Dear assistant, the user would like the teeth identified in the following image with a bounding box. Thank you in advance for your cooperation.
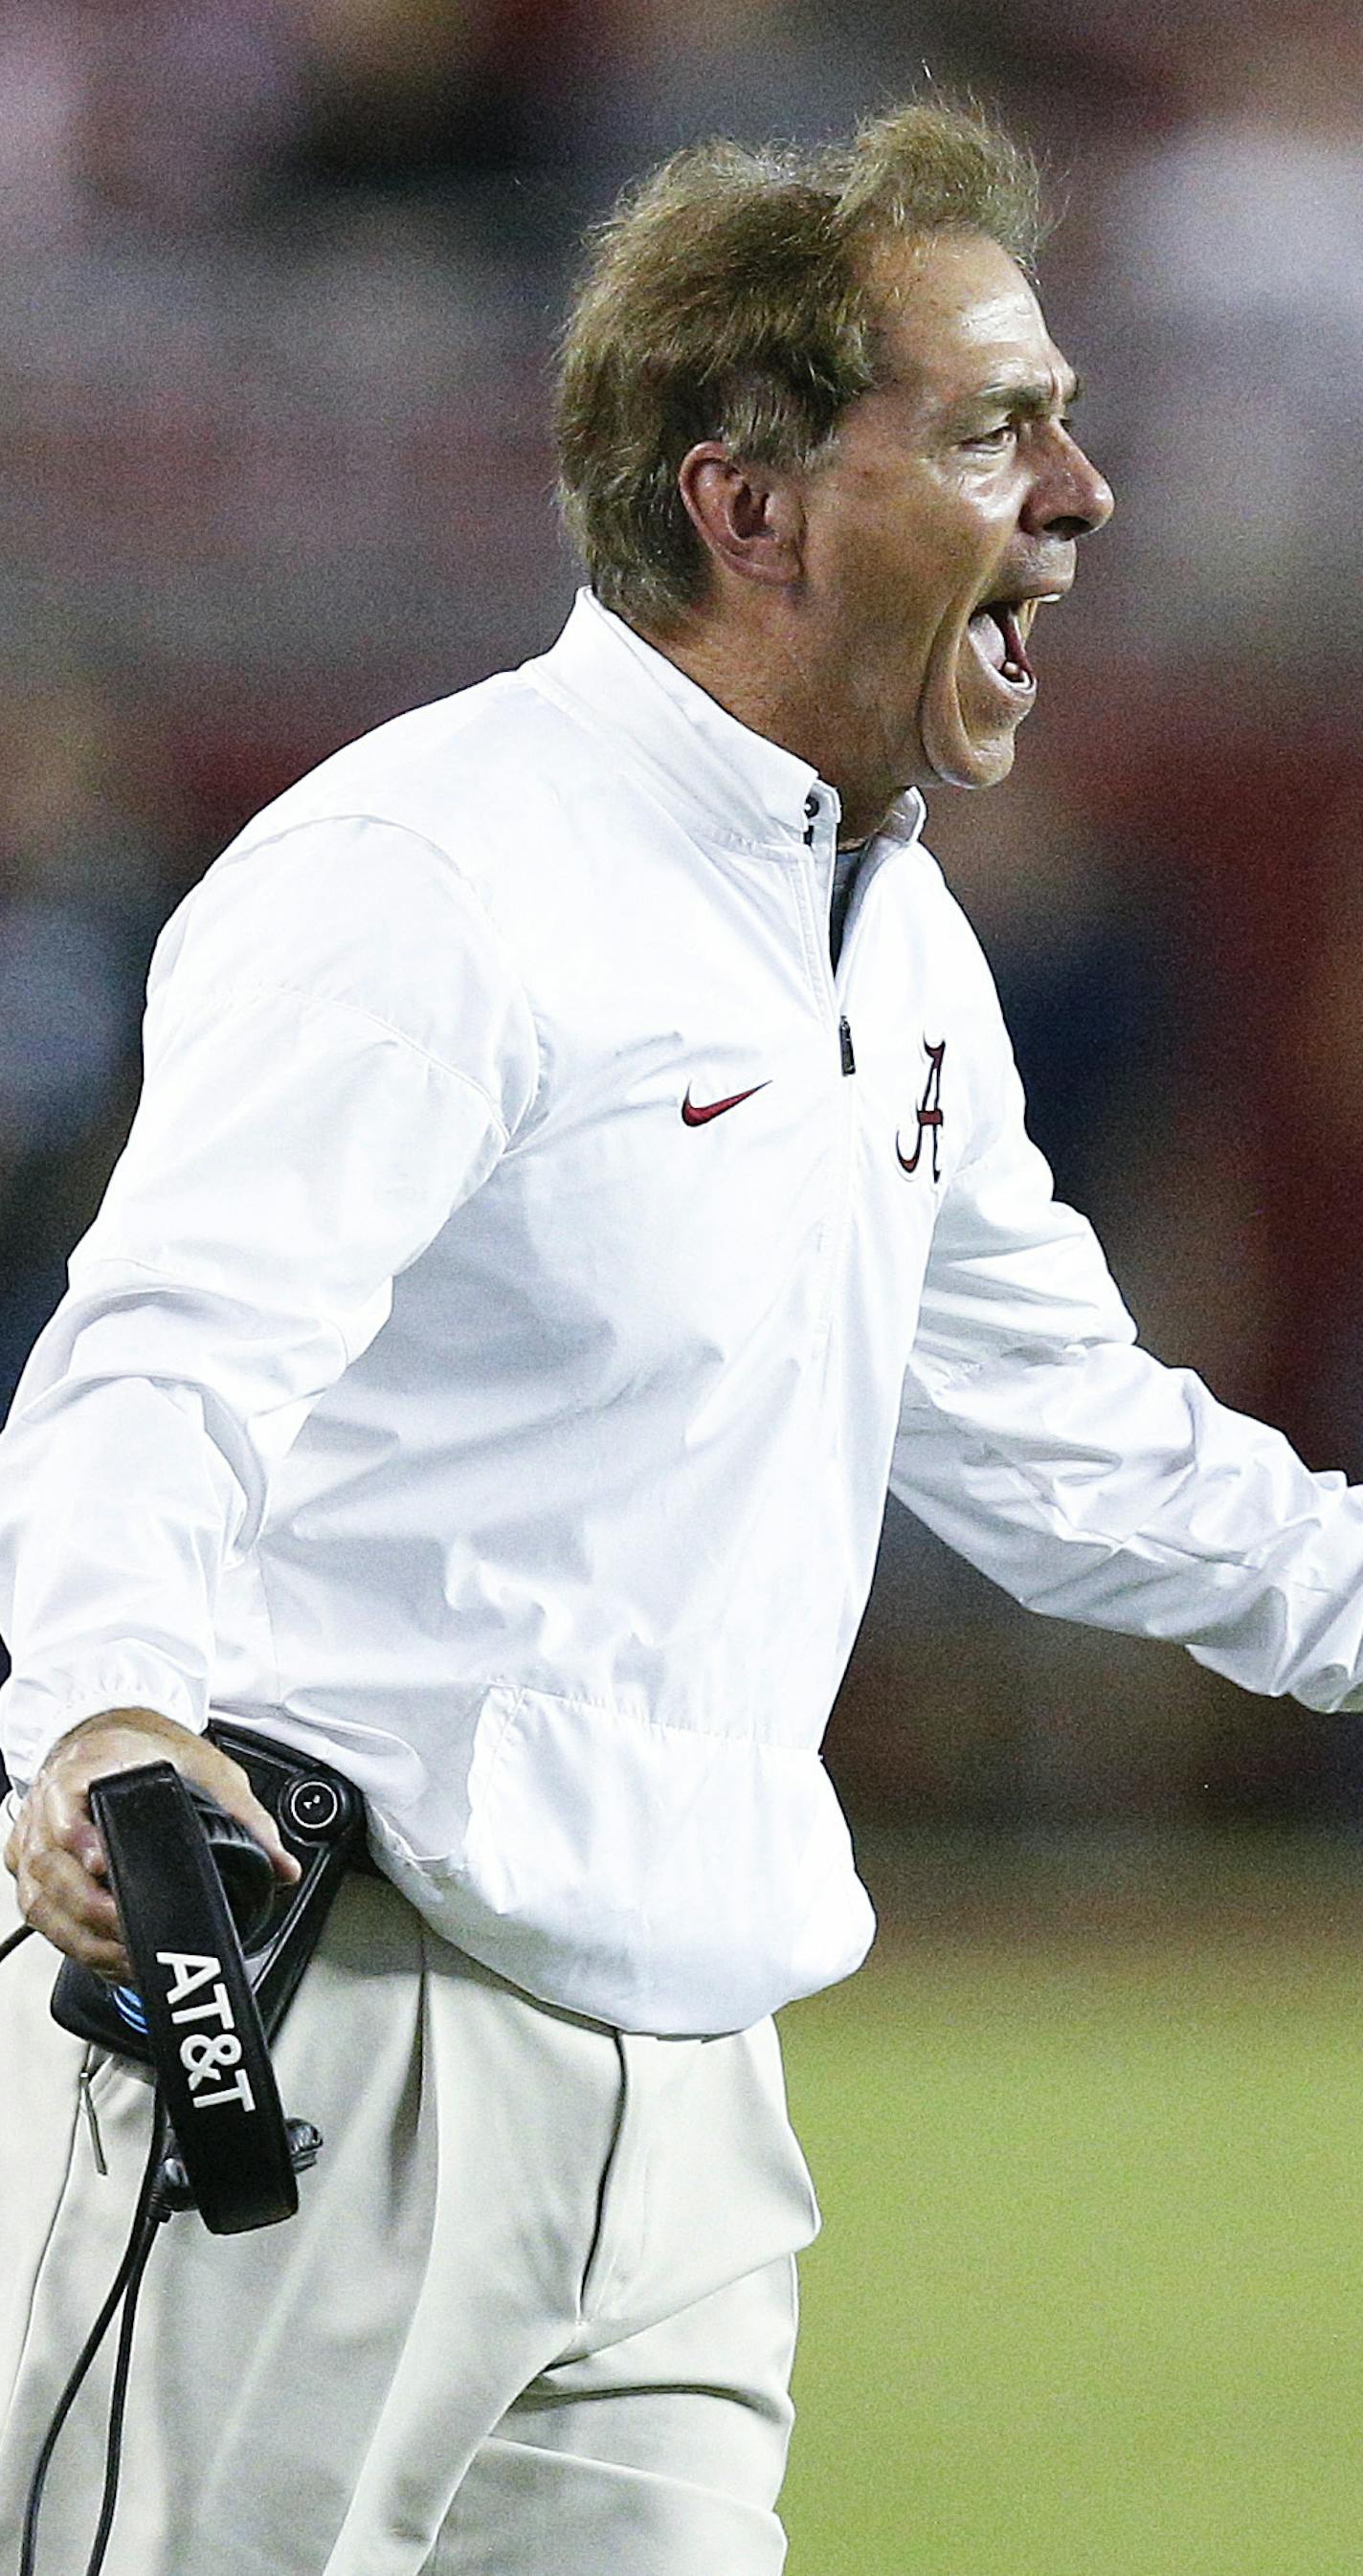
[1008,595,1063,643]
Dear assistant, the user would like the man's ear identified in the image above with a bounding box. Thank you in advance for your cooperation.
[677,443,805,588]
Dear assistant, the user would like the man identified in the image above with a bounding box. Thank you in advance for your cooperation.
[4,97,1363,2576]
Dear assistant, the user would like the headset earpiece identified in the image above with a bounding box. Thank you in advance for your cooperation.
[92,1764,299,2233]
[180,1785,277,1948]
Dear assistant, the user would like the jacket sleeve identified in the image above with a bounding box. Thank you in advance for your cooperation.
[888,918,1363,1717]
[0,816,540,1788]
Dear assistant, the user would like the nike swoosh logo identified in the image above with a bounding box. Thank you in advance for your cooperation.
[681,1082,771,1126]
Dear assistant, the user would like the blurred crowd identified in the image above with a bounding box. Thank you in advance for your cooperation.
[5,0,1363,1826]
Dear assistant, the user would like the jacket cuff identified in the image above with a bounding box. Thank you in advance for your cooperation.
[0,1651,206,1794]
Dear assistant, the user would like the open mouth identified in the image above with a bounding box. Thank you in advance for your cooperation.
[966,595,1050,697]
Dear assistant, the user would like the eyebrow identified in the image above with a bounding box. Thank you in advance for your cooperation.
[964,369,1084,423]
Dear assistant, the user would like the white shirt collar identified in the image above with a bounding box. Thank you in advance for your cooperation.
[530,588,927,861]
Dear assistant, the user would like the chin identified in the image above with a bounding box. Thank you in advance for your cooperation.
[921,682,1024,792]
[926,735,1019,792]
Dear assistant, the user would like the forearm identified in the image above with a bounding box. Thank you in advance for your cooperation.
[0,1363,240,1790]
[891,1338,1363,1712]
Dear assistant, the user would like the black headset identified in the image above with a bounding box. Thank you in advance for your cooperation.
[1,1729,368,2576]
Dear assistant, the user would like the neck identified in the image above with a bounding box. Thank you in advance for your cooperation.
[633,610,905,844]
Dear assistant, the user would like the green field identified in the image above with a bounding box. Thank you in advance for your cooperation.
[779,1865,1363,2575]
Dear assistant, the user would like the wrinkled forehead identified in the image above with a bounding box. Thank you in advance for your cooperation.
[863,230,1065,403]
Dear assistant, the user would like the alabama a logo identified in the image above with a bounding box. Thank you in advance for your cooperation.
[896,1040,946,1181]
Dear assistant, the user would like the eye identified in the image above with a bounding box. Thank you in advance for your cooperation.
[963,423,1016,453]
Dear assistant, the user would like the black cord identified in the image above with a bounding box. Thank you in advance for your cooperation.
[0,1923,34,1964]
[81,2178,167,2576]
[19,2099,172,2576]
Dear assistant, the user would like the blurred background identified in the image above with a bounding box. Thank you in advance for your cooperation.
[7,7,1363,2567]
[5,0,1363,1841]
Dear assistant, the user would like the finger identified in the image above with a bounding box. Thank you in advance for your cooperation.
[42,1788,109,1881]
[24,1840,124,1944]
[16,1863,130,1977]
[214,1771,302,1885]
[269,1835,302,1886]
[25,1892,131,1980]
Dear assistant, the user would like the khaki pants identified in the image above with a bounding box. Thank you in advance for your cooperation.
[0,1859,819,2574]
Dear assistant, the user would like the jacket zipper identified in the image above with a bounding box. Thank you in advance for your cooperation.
[801,797,855,1077]
[797,794,859,1344]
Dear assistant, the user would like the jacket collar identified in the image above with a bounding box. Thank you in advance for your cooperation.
[527,588,927,862]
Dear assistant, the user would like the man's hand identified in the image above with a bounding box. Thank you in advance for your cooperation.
[4,1708,302,1980]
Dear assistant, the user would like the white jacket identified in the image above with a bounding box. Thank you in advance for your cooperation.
[3,591,1363,2033]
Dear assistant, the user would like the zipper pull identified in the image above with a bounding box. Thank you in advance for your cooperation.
[78,2054,108,2175]
[839,1016,856,1077]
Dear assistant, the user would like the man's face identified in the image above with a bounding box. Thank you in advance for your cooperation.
[796,231,1113,794]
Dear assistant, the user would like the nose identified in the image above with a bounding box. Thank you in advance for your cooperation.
[1023,431,1114,544]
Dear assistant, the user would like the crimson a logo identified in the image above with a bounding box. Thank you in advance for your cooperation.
[896,1040,946,1181]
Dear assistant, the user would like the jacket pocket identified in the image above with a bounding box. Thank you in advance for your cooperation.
[442,1683,875,2033]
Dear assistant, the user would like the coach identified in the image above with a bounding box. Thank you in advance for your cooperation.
[5,99,1363,2576]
